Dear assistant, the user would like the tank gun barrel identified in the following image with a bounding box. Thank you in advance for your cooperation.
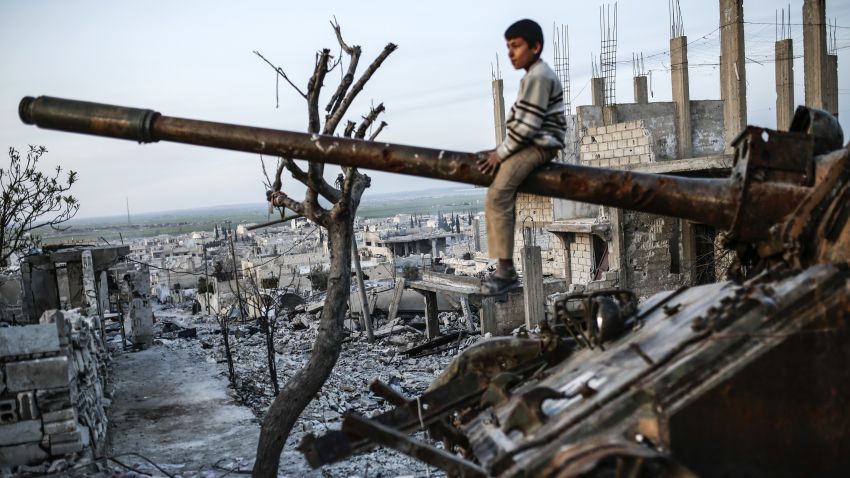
[19,96,806,239]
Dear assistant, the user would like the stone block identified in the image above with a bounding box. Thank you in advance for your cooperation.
[50,439,82,456]
[616,122,628,132]
[0,419,42,446]
[0,323,60,357]
[36,388,72,412]
[49,429,80,444]
[0,442,48,465]
[43,419,75,435]
[612,131,622,141]
[636,136,650,146]
[17,392,38,420]
[5,357,70,392]
[42,408,75,423]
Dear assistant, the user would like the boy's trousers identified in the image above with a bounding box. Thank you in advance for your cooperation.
[485,145,557,259]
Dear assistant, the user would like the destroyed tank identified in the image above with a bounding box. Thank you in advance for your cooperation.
[19,96,850,477]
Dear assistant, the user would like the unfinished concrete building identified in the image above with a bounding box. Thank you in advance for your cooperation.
[500,0,840,300]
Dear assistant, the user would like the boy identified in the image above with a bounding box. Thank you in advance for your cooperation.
[477,19,567,295]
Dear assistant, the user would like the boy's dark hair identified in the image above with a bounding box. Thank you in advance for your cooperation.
[505,19,544,55]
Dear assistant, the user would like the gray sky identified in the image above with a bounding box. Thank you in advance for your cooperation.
[1,0,848,218]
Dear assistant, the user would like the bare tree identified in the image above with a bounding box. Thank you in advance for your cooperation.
[251,20,396,476]
[244,269,283,395]
[1,146,78,267]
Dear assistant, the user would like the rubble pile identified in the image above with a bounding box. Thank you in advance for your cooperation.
[0,310,110,473]
[154,305,482,475]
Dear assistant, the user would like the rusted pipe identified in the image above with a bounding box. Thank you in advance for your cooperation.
[19,96,807,239]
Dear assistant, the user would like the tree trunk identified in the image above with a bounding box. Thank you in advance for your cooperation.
[252,216,352,477]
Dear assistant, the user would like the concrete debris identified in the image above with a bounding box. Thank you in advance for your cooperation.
[149,305,483,476]
[0,309,109,474]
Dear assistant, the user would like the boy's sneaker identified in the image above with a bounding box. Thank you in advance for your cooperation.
[480,271,521,296]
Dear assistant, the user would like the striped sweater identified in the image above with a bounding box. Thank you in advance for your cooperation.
[496,60,567,161]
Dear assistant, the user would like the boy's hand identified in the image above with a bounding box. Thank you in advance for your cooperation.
[477,150,501,176]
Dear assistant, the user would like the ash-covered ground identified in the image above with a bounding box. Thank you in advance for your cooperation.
[94,303,482,477]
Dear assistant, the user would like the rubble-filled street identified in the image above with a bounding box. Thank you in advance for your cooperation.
[99,304,482,477]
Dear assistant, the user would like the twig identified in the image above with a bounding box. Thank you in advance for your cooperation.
[253,50,307,99]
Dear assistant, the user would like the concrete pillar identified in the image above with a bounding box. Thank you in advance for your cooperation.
[473,217,481,252]
[608,208,627,289]
[775,38,795,130]
[720,0,747,148]
[20,255,60,323]
[803,0,828,109]
[99,271,109,314]
[460,296,475,331]
[480,296,497,335]
[633,76,648,104]
[602,106,618,126]
[825,54,839,118]
[520,245,545,329]
[81,250,97,312]
[387,278,405,321]
[671,36,692,159]
[65,262,85,308]
[423,290,440,339]
[591,77,606,107]
[492,79,506,145]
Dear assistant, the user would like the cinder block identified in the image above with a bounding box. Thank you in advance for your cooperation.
[618,139,628,148]
[602,150,614,159]
[0,399,16,424]
[612,131,622,141]
[636,136,650,146]
[17,392,38,420]
[43,419,75,435]
[581,135,592,145]
[0,419,42,446]
[616,123,628,132]
[5,357,70,392]
[614,148,624,157]
[597,142,607,151]
[50,439,83,456]
[0,323,60,357]
[49,429,80,444]
[41,408,75,423]
[0,442,48,466]
[36,388,72,412]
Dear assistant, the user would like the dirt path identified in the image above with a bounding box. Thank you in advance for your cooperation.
[106,344,259,475]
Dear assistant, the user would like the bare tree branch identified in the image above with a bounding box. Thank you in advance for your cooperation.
[323,42,397,134]
[282,159,341,203]
[253,50,307,99]
[269,191,304,215]
[369,121,388,141]
[355,103,385,139]
[325,18,362,116]
[343,120,356,138]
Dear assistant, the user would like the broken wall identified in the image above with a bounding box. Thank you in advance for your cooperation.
[577,100,725,162]
[0,310,109,467]
[622,211,689,298]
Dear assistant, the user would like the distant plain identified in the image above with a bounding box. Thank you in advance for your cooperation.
[40,186,485,244]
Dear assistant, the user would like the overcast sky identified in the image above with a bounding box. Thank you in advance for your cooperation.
[1,0,847,218]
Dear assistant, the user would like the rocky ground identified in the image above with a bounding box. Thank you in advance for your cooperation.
[79,302,483,477]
